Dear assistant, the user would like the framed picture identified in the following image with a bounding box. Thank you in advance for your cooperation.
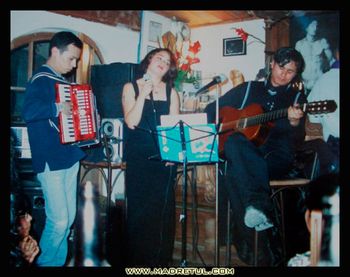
[223,37,246,56]
[149,21,162,43]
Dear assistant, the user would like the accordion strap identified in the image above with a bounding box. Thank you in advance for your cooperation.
[48,119,60,133]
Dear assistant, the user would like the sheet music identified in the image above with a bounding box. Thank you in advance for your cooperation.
[160,113,207,126]
[156,123,218,163]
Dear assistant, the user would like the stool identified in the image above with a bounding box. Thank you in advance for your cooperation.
[79,160,126,230]
[253,178,310,266]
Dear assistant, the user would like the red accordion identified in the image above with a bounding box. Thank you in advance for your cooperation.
[56,83,99,146]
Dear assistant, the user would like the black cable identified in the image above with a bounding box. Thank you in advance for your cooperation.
[156,164,176,264]
[149,91,158,129]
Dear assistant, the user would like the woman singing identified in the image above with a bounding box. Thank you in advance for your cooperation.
[122,48,180,266]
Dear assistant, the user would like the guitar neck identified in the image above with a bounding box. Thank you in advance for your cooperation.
[221,100,336,130]
[221,106,290,131]
[241,107,289,128]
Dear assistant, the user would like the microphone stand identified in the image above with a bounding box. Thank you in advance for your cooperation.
[179,120,188,267]
[194,80,223,266]
[102,134,113,236]
[214,83,221,266]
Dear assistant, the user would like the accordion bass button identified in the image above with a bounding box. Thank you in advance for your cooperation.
[79,109,86,116]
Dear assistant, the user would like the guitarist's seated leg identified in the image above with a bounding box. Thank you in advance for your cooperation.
[223,132,283,265]
[262,143,310,261]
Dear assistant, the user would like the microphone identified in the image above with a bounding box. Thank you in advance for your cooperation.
[143,73,151,82]
[195,74,227,96]
[143,73,154,102]
[143,73,157,119]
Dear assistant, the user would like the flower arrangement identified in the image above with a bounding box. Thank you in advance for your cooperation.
[174,40,201,92]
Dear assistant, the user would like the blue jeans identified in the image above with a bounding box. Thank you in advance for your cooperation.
[36,162,80,266]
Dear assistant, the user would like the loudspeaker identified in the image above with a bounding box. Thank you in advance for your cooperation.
[20,180,46,241]
[101,118,124,163]
[91,62,142,118]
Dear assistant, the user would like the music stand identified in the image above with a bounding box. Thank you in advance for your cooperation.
[155,119,219,267]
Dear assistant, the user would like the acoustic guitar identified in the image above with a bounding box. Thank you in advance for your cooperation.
[218,100,337,154]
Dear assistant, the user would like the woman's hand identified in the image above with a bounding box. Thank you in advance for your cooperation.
[139,78,153,99]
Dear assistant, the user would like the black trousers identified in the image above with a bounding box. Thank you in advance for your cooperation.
[222,133,296,265]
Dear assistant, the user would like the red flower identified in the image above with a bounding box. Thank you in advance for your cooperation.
[180,63,190,71]
[235,28,248,41]
[176,42,201,70]
[187,56,200,65]
[175,51,181,61]
[233,27,265,45]
[174,40,201,85]
[188,41,201,55]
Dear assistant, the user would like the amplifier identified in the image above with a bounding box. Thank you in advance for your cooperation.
[101,118,124,163]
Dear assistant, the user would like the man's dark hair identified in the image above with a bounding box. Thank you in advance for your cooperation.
[273,47,305,75]
[49,31,83,56]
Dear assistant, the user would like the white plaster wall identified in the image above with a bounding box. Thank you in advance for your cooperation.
[191,19,266,94]
[11,10,266,91]
[139,12,266,96]
[138,10,173,62]
[10,10,140,64]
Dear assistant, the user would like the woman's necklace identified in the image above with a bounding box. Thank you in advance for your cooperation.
[152,81,163,94]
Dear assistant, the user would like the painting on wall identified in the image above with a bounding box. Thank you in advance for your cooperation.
[290,12,339,94]
[223,37,246,56]
[149,21,162,43]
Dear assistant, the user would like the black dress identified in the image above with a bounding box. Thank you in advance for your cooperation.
[124,81,177,267]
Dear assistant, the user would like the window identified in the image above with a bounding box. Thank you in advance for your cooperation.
[11,32,104,125]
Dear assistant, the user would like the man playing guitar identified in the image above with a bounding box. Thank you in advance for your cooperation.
[205,47,307,266]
